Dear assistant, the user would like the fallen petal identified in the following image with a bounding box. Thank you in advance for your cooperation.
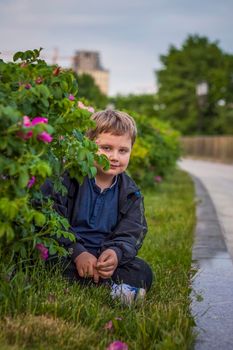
[104,320,113,330]
[106,340,128,350]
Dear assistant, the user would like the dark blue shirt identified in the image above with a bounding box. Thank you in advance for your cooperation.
[72,176,119,252]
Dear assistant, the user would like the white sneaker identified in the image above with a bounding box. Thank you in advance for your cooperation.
[110,283,146,305]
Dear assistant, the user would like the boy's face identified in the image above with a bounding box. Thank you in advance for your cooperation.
[95,132,132,178]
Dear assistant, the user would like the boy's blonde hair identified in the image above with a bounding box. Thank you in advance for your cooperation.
[86,109,137,145]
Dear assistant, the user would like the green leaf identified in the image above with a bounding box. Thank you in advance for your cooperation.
[9,163,19,175]
[18,170,29,188]
[86,152,94,165]
[61,80,68,92]
[0,138,7,150]
[34,212,46,227]
[73,130,84,142]
[0,223,5,238]
[41,98,49,108]
[37,84,51,98]
[77,149,86,161]
[0,198,19,220]
[49,244,57,255]
[62,231,75,242]
[89,166,97,177]
[6,224,14,241]
[31,161,52,178]
[0,223,14,241]
[19,245,27,258]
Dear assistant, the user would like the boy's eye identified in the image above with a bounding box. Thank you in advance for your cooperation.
[100,145,111,151]
[119,149,128,154]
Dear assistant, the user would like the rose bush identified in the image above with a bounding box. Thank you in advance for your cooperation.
[0,49,108,263]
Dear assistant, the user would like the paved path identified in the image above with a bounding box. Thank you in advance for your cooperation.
[179,159,233,350]
[179,159,233,260]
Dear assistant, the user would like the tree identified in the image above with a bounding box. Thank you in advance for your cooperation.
[156,35,233,135]
[75,73,108,109]
[111,94,158,117]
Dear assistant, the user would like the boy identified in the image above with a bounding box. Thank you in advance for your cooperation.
[42,109,153,304]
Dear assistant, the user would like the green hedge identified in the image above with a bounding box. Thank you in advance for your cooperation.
[128,111,181,187]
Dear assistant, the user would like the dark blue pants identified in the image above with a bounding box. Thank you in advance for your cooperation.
[46,255,153,291]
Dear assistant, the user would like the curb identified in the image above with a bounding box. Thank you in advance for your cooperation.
[191,176,233,350]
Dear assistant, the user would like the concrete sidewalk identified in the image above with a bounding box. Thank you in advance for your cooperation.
[179,159,233,260]
[179,159,233,350]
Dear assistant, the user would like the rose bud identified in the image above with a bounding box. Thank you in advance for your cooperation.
[25,83,32,89]
[35,77,43,84]
[20,62,28,68]
[53,67,61,76]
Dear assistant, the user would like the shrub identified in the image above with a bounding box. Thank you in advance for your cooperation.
[0,49,108,262]
[128,111,181,187]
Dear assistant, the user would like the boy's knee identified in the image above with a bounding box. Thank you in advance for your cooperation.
[136,258,153,291]
[115,257,153,291]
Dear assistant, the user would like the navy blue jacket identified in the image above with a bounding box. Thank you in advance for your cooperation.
[41,172,147,266]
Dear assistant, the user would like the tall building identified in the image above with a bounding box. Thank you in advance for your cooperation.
[73,51,109,95]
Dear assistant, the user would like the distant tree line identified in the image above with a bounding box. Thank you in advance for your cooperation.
[76,34,233,136]
[74,73,108,109]
[156,35,233,135]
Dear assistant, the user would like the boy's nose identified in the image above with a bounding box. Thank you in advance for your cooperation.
[109,150,118,161]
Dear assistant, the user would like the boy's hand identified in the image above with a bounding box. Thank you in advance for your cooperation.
[96,249,118,279]
[74,252,98,279]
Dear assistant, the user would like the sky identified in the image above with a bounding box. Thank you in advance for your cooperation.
[1,0,233,96]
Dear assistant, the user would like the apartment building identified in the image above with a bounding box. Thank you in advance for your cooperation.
[73,51,109,95]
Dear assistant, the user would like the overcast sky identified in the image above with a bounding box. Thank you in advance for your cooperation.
[1,0,233,96]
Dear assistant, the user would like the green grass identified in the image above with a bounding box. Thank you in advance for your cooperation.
[0,170,196,350]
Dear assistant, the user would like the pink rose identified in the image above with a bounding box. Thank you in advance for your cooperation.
[154,176,162,183]
[24,130,33,139]
[31,117,48,126]
[37,131,53,143]
[87,106,95,113]
[77,101,95,113]
[77,101,86,109]
[104,317,123,331]
[36,243,49,260]
[25,83,32,90]
[27,176,36,188]
[35,77,43,84]
[23,116,48,127]
[104,320,113,330]
[68,94,75,101]
[23,116,31,127]
[17,130,33,140]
